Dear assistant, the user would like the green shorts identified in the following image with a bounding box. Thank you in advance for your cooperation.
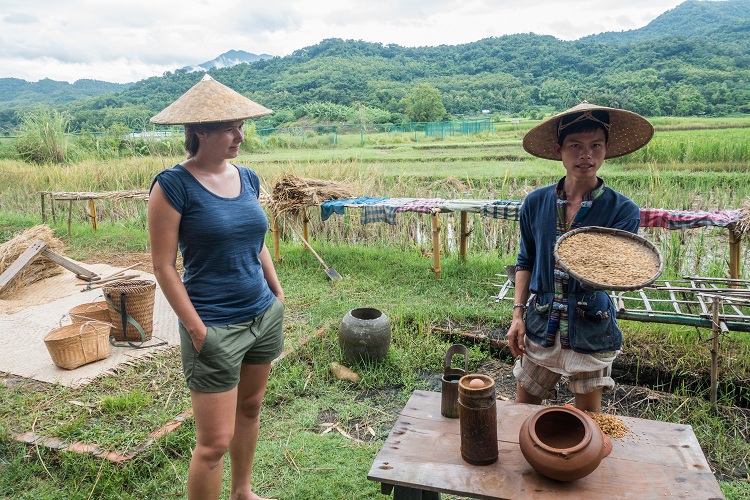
[179,298,285,393]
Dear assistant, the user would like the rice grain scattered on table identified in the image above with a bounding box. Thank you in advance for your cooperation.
[585,411,630,439]
[557,232,659,287]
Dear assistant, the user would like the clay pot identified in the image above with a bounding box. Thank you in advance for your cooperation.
[518,404,612,481]
[338,307,391,363]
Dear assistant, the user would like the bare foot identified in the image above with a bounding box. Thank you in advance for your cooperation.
[230,491,276,500]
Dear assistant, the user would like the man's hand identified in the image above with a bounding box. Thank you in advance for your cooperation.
[506,317,527,357]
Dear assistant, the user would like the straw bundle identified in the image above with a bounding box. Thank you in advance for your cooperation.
[0,225,65,296]
[270,174,355,216]
[736,200,750,235]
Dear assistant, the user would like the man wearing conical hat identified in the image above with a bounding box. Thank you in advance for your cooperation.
[507,102,653,413]
[148,75,283,500]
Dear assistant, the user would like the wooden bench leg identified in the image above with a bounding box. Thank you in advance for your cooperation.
[380,483,440,500]
[393,485,440,500]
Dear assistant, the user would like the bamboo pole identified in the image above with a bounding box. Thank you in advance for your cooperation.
[459,211,469,261]
[67,200,73,239]
[40,192,46,223]
[88,199,98,231]
[432,211,441,280]
[710,297,719,410]
[728,227,741,287]
[271,217,281,262]
[302,210,309,253]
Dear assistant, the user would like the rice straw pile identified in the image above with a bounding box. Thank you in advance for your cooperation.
[736,200,750,235]
[0,225,65,297]
[270,174,355,217]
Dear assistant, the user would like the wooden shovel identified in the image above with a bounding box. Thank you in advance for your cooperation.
[287,222,342,280]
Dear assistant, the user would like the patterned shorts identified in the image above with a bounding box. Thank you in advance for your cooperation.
[512,355,615,400]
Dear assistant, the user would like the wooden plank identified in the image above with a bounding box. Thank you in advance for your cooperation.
[638,289,653,313]
[40,249,99,280]
[368,391,722,500]
[0,240,48,295]
[493,277,513,301]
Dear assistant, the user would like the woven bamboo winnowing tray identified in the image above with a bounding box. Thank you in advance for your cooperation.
[554,226,664,291]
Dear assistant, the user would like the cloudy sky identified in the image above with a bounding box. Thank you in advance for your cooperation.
[1,0,686,84]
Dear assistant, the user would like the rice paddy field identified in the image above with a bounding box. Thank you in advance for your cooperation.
[0,116,749,498]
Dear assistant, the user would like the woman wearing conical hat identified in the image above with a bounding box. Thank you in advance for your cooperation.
[148,75,282,500]
[507,102,653,413]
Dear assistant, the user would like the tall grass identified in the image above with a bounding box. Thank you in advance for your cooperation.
[2,118,750,280]
[618,128,750,164]
[15,106,70,164]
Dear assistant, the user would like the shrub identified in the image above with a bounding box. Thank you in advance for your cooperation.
[15,105,70,164]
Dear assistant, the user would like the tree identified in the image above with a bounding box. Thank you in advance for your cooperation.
[401,83,447,122]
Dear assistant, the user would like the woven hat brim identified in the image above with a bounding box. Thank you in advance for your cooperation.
[522,102,654,160]
[150,75,272,125]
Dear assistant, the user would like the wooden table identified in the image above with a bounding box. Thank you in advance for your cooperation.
[368,390,723,499]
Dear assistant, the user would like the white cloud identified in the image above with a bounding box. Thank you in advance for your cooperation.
[0,0,685,83]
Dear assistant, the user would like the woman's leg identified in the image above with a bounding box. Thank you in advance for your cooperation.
[229,362,273,500]
[188,387,238,499]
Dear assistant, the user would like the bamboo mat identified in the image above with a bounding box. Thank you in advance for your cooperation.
[0,263,178,388]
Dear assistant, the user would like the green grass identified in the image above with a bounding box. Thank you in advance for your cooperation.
[1,116,749,498]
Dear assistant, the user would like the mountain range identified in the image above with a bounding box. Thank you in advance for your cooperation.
[179,49,273,73]
[0,0,749,130]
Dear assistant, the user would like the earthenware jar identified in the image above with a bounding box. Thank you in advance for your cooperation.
[458,374,498,465]
[518,404,612,481]
[338,307,391,363]
[441,344,468,418]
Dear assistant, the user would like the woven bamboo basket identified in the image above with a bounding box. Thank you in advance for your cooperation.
[68,301,110,324]
[44,321,110,370]
[103,279,156,341]
[554,226,664,291]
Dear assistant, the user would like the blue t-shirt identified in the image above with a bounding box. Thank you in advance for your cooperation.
[152,164,275,326]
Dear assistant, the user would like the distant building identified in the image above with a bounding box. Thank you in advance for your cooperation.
[481,110,491,114]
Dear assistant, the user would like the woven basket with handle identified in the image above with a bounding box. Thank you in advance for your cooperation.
[44,321,110,370]
[68,301,110,324]
[103,279,156,342]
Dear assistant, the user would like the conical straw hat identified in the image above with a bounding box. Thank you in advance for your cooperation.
[522,101,653,160]
[150,74,272,125]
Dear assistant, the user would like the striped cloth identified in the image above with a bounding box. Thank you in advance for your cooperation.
[321,197,743,230]
[360,198,419,225]
[480,200,523,221]
[320,197,387,221]
[640,208,743,229]
[395,198,447,214]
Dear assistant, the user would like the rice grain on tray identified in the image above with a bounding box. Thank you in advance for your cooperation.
[557,232,659,287]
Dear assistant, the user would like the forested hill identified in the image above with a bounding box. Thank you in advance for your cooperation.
[583,0,750,43]
[0,78,128,111]
[1,0,749,132]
